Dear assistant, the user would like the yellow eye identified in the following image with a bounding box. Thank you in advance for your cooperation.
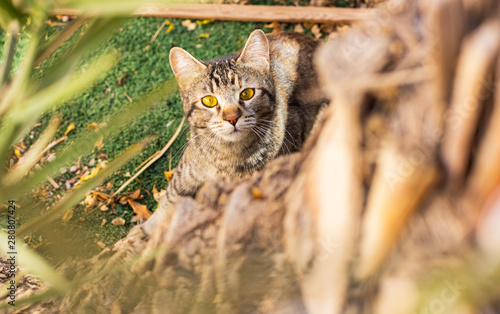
[240,88,255,100]
[202,95,218,107]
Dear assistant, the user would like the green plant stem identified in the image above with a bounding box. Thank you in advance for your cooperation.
[0,21,19,87]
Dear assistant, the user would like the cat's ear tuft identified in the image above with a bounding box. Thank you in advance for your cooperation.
[237,29,270,71]
[169,47,206,87]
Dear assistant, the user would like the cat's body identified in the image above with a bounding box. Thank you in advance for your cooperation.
[142,30,327,235]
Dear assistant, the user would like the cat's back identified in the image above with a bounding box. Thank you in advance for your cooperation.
[267,31,318,60]
[267,32,326,112]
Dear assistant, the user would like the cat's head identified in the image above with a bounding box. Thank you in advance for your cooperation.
[169,29,275,143]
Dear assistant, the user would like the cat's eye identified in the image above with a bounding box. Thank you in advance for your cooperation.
[240,88,255,100]
[202,95,218,107]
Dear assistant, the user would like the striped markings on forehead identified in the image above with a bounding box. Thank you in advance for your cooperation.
[208,61,240,91]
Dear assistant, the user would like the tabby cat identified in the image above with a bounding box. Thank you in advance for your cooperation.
[142,29,327,235]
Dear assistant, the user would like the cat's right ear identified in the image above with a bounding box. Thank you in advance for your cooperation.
[237,29,270,72]
[169,47,206,87]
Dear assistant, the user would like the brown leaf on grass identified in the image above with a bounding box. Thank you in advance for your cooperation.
[129,189,141,200]
[84,194,97,207]
[100,219,107,228]
[264,21,280,33]
[117,73,127,86]
[61,209,73,223]
[181,20,197,31]
[127,199,152,220]
[45,20,61,27]
[96,241,106,249]
[87,123,99,130]
[116,195,128,205]
[164,170,173,181]
[311,24,322,39]
[294,23,305,33]
[152,185,159,195]
[93,191,111,202]
[123,92,133,103]
[111,217,126,226]
[320,24,335,34]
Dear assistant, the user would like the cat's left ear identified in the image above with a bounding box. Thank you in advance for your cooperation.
[237,29,270,71]
[170,47,207,88]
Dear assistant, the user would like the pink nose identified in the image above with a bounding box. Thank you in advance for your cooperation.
[225,115,239,125]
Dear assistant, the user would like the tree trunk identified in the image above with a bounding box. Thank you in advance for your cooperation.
[13,0,500,312]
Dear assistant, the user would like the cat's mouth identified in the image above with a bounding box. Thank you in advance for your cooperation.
[216,123,256,142]
[220,127,244,141]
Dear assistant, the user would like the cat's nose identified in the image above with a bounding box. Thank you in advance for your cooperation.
[225,115,239,125]
[222,108,242,126]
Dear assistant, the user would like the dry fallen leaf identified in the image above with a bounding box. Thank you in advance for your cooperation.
[84,194,97,207]
[81,168,100,181]
[100,205,109,212]
[311,24,322,39]
[165,21,174,33]
[264,21,280,33]
[96,241,106,249]
[111,217,126,226]
[45,20,60,27]
[87,122,99,130]
[93,191,111,201]
[181,19,197,31]
[196,19,213,25]
[64,123,75,136]
[164,170,173,181]
[294,23,305,33]
[198,33,210,38]
[100,219,107,228]
[117,73,127,86]
[117,195,129,205]
[61,209,73,223]
[129,189,141,200]
[127,199,152,220]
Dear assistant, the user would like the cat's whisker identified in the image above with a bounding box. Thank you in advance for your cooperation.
[256,119,298,148]
[255,121,297,150]
[196,132,217,159]
[254,124,292,155]
[171,128,211,162]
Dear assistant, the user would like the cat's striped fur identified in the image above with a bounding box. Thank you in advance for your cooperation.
[142,30,327,235]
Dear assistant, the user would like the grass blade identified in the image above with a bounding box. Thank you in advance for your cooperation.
[0,232,71,292]
[2,116,61,187]
[17,137,154,236]
[0,80,177,201]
